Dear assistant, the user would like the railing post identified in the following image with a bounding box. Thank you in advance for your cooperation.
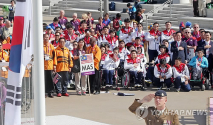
[66,0,67,8]
[146,15,148,31]
[49,0,51,15]
[170,0,172,19]
[100,0,103,17]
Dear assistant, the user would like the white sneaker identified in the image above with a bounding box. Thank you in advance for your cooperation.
[67,83,71,88]
[167,88,170,91]
[158,87,162,90]
[134,84,139,87]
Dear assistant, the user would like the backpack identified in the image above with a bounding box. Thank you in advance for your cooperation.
[109,2,115,11]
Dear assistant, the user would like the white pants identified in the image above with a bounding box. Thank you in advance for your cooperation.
[199,0,206,16]
[74,73,87,92]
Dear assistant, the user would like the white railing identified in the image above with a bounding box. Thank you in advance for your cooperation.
[144,0,173,30]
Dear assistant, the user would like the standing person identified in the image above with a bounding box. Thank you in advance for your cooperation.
[146,22,161,62]
[0,42,9,62]
[106,29,118,50]
[182,28,197,61]
[131,23,145,46]
[53,37,73,97]
[135,8,145,24]
[173,57,191,92]
[127,3,136,20]
[43,34,55,98]
[46,26,55,41]
[113,13,123,36]
[51,32,61,48]
[161,21,176,44]
[87,12,94,29]
[0,17,5,29]
[70,13,81,31]
[192,23,200,41]
[171,31,188,65]
[73,39,87,95]
[129,90,180,125]
[197,30,206,52]
[193,0,199,17]
[119,18,133,45]
[8,0,15,22]
[84,29,92,47]
[95,17,106,36]
[103,13,111,27]
[64,24,78,51]
[58,10,68,30]
[86,37,101,95]
[78,20,87,39]
[49,17,61,31]
[198,0,206,17]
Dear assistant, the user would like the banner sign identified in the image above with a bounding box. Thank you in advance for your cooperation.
[80,54,95,76]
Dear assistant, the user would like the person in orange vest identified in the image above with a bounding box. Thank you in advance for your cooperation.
[43,34,55,98]
[86,37,101,94]
[0,42,9,62]
[54,37,73,97]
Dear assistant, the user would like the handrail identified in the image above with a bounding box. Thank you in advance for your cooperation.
[143,0,173,30]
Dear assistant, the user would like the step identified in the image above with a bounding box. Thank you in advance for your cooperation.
[169,4,192,8]
[148,16,177,21]
[147,19,179,25]
[163,7,193,11]
[158,10,193,15]
[153,13,188,18]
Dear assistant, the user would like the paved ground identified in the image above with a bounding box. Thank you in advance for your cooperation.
[30,88,212,125]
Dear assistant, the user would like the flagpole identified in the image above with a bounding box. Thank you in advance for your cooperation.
[32,0,46,124]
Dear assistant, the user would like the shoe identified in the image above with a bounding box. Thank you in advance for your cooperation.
[67,83,71,88]
[134,84,139,87]
[82,92,86,96]
[48,93,54,98]
[77,92,81,95]
[157,87,162,90]
[176,88,180,92]
[94,91,100,95]
[57,93,61,97]
[62,93,69,97]
[167,88,170,91]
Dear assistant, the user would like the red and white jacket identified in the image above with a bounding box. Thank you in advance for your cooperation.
[103,54,120,70]
[106,36,119,51]
[126,53,147,65]
[155,53,170,64]
[161,29,176,43]
[64,33,78,50]
[119,27,134,44]
[84,36,92,47]
[118,47,130,60]
[97,34,110,47]
[133,43,144,54]
[154,64,172,79]
[131,30,146,43]
[100,53,107,66]
[146,29,161,51]
[172,63,189,79]
[124,58,146,76]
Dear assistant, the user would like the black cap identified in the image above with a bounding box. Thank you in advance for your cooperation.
[155,90,167,97]
[53,17,59,22]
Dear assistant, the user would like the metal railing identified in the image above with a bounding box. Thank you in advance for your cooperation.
[143,0,173,30]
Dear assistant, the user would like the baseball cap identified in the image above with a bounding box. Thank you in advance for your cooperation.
[179,22,185,29]
[185,21,192,28]
[155,90,167,97]
[46,26,52,30]
[0,17,3,20]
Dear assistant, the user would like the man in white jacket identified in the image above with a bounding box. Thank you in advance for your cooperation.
[124,50,146,87]
[146,22,161,62]
[119,18,134,45]
[154,59,172,90]
[172,57,191,92]
[103,48,120,87]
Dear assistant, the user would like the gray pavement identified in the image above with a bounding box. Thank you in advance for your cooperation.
[43,89,212,125]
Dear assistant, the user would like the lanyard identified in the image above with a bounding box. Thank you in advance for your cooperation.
[160,67,167,73]
[197,57,202,62]
[45,44,50,55]
[84,36,90,44]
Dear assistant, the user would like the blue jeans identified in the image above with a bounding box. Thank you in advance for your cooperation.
[56,71,69,94]
[175,76,191,92]
[148,49,158,62]
[129,71,143,85]
[104,70,114,85]
[154,77,171,88]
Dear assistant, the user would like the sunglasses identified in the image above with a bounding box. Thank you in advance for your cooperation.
[194,27,199,28]
[138,26,142,27]
[55,35,60,36]
[185,32,190,34]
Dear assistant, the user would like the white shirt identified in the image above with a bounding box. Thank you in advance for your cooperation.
[146,32,161,51]
[205,40,210,57]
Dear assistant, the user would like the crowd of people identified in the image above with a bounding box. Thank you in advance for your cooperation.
[0,1,213,98]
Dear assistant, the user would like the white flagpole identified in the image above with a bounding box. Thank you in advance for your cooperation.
[32,0,46,124]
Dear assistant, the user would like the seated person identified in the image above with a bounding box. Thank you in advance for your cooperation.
[133,37,144,54]
[103,48,120,87]
[106,29,118,50]
[173,57,191,92]
[100,46,107,69]
[137,47,147,65]
[188,49,208,80]
[124,50,146,87]
[154,59,172,90]
[105,44,113,54]
[155,45,170,64]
